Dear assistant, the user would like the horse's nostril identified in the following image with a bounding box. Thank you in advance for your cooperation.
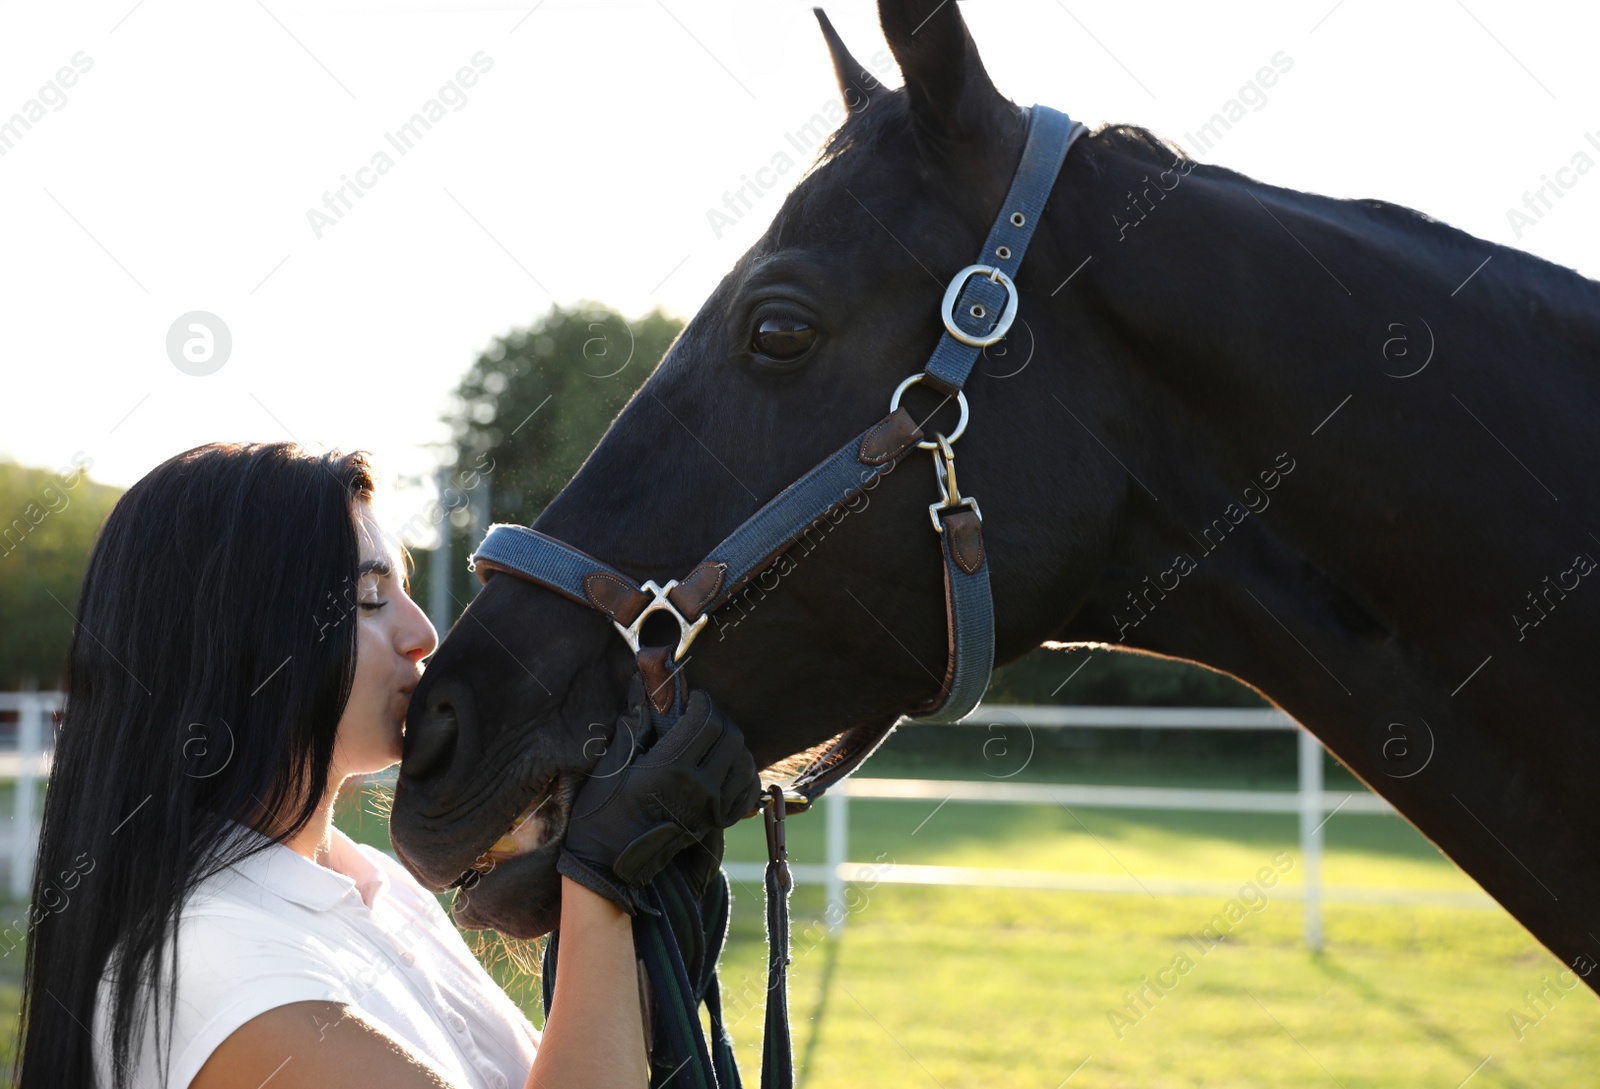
[403,703,459,780]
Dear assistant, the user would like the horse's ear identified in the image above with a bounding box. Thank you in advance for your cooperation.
[878,0,1010,140]
[813,9,875,114]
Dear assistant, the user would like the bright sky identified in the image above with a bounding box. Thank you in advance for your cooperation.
[1,0,1594,544]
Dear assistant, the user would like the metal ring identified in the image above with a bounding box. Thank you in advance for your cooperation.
[889,373,969,449]
[612,579,708,662]
[940,264,1019,348]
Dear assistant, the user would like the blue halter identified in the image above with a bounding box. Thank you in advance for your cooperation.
[472,103,1084,743]
[472,104,1086,1088]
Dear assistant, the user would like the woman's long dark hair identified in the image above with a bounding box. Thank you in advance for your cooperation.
[13,441,378,1089]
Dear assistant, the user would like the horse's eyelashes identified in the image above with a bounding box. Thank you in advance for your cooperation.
[750,316,818,364]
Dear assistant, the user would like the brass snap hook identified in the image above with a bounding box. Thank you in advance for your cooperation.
[928,433,982,532]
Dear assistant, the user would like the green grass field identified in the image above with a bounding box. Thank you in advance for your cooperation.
[708,801,1600,1089]
[2,779,1595,1087]
[353,779,1600,1088]
[713,882,1598,1089]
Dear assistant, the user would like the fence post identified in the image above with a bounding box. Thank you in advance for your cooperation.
[12,693,41,900]
[468,480,490,600]
[430,468,453,636]
[824,788,849,936]
[1297,728,1324,952]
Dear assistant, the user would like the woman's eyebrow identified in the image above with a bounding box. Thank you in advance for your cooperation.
[357,559,393,578]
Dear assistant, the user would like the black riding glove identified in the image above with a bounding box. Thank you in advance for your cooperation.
[557,675,762,916]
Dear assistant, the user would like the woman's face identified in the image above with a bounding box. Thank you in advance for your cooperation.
[330,503,438,781]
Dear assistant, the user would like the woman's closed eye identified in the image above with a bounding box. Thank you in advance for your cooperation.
[356,560,391,611]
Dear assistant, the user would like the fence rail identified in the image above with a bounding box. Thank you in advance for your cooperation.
[719,703,1476,949]
[827,776,1393,814]
[0,696,1480,947]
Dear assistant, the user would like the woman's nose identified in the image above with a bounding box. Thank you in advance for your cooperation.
[400,595,440,661]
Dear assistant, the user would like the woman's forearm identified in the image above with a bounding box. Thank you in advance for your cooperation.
[524,876,650,1089]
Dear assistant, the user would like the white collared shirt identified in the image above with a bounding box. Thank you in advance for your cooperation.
[91,822,539,1089]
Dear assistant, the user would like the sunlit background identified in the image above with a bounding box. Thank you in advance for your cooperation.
[2,1,1598,1086]
[2,0,1596,525]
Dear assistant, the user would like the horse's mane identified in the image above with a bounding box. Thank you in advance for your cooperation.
[815,88,912,168]
[1096,121,1600,303]
[1090,121,1451,234]
[805,93,1598,307]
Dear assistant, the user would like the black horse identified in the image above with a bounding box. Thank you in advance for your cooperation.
[391,0,1600,994]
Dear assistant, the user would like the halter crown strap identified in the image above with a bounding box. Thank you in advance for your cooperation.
[921,106,1086,396]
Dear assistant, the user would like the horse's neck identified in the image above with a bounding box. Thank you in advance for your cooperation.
[1048,144,1599,699]
[1012,132,1600,996]
[1029,137,1600,823]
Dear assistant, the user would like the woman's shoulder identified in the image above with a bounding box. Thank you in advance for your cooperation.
[93,869,360,1089]
[127,861,360,1011]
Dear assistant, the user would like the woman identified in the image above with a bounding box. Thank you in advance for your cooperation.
[13,441,759,1088]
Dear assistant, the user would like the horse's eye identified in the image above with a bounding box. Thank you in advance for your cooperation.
[751,317,816,362]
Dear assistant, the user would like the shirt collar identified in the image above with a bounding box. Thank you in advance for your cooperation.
[221,819,387,913]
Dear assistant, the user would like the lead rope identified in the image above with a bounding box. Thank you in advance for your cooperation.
[541,658,754,1089]
[538,784,799,1089]
[760,785,795,1089]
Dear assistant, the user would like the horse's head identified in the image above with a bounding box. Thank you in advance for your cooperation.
[392,0,1130,938]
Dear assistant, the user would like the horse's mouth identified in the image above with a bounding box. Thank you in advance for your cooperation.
[451,772,571,889]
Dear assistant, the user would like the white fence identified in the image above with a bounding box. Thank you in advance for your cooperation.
[0,691,58,900]
[722,704,1490,951]
[0,695,1485,950]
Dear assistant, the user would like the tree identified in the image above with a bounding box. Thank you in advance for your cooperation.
[418,302,684,623]
[0,457,123,689]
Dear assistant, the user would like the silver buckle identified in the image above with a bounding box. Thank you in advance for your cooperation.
[612,579,707,662]
[940,264,1019,348]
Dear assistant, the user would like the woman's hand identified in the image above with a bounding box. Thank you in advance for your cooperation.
[556,677,762,915]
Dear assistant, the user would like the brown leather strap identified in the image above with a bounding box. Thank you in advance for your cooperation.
[858,407,923,465]
[636,646,679,715]
[941,508,986,575]
[584,571,653,624]
[667,561,727,619]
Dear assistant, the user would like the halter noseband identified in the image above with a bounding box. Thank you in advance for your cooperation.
[469,104,1086,807]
